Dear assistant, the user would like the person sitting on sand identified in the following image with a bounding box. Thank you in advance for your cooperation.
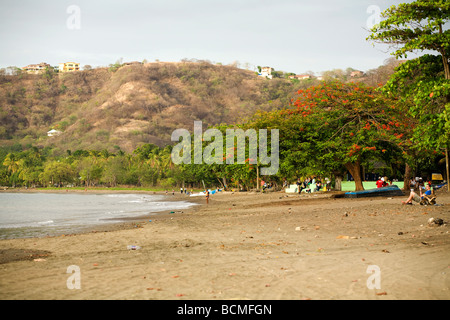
[315,181,322,192]
[402,184,432,205]
[376,177,387,188]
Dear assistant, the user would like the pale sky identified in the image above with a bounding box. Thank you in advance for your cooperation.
[0,0,416,75]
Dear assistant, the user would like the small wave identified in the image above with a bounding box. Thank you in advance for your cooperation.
[37,220,54,225]
[121,199,145,203]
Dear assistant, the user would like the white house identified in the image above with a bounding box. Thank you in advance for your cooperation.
[47,129,62,137]
[259,66,273,79]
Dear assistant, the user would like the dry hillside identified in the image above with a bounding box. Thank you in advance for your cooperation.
[0,61,301,153]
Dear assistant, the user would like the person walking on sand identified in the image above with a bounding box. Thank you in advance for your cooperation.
[206,190,210,204]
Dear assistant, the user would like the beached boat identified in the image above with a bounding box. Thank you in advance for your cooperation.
[344,185,404,198]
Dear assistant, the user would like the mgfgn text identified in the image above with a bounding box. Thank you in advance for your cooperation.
[171,121,279,175]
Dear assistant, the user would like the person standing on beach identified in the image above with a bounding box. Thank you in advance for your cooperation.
[206,190,210,204]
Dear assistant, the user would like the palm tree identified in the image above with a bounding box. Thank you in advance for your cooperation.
[3,153,20,174]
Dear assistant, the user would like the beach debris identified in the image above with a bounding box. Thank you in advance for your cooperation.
[428,217,444,226]
[336,235,350,239]
[381,249,390,253]
[376,291,388,296]
[398,232,404,235]
[33,258,46,262]
[127,245,141,250]
[295,227,301,231]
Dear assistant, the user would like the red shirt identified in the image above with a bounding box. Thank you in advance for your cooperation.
[376,180,384,188]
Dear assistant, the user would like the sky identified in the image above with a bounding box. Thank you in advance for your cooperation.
[0,0,417,75]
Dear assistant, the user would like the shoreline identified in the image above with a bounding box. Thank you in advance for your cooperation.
[0,188,207,240]
[0,190,449,299]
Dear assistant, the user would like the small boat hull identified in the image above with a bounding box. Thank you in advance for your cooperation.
[344,185,404,198]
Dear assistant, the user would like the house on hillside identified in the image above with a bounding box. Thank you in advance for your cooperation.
[350,70,364,78]
[288,74,313,80]
[47,129,62,137]
[59,62,80,73]
[123,61,142,66]
[258,66,273,79]
[22,62,51,74]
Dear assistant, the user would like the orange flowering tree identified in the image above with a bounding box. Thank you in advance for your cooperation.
[251,81,413,191]
[293,81,413,190]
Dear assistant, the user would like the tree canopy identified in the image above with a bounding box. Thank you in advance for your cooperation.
[368,0,450,189]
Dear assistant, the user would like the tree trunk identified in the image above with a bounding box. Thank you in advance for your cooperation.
[403,162,412,191]
[344,160,364,191]
[256,165,259,191]
[216,177,226,190]
[446,147,450,192]
[439,25,450,191]
[334,175,343,191]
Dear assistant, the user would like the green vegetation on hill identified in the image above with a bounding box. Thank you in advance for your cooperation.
[0,59,401,155]
[0,61,313,154]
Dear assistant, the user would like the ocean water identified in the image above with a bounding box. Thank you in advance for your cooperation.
[0,193,196,239]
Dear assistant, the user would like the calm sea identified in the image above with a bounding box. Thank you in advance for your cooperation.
[0,193,196,239]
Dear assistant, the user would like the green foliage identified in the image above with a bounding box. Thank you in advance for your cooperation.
[368,0,450,150]
[248,81,412,190]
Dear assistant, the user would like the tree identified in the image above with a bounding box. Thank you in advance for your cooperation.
[250,81,410,191]
[39,161,76,187]
[101,155,128,187]
[3,153,20,174]
[368,0,450,189]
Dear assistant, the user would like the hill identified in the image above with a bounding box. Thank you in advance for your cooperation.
[0,59,402,154]
[0,61,308,154]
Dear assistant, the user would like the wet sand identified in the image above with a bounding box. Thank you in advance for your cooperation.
[0,189,449,300]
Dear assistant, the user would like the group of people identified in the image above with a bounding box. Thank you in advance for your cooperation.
[295,177,326,194]
[409,177,430,191]
[375,177,389,188]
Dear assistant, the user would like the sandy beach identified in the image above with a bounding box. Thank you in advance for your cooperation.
[0,188,449,300]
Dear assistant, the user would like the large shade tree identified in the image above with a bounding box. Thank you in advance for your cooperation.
[249,81,411,191]
[367,0,450,189]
